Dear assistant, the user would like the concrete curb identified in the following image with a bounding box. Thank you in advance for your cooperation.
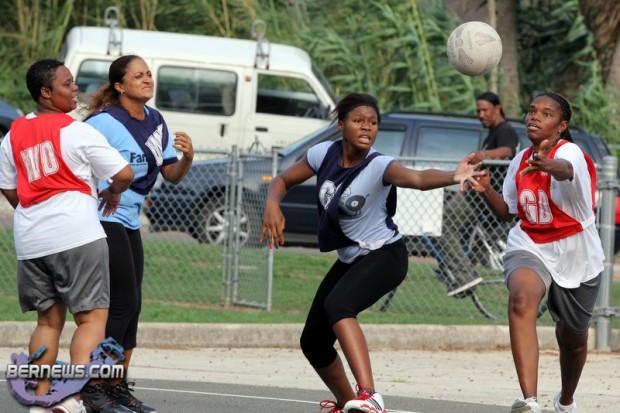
[2,321,607,351]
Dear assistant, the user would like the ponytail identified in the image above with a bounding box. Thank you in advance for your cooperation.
[83,83,120,118]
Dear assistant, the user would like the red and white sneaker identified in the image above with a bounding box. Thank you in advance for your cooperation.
[343,386,386,413]
[319,399,344,413]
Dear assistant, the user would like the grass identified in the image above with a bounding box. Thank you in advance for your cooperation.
[0,229,619,326]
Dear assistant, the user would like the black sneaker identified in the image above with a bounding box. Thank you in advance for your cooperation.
[81,383,134,413]
[109,381,157,413]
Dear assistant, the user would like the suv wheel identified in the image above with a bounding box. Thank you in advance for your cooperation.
[191,197,250,245]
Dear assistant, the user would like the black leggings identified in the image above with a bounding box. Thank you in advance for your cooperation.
[101,221,144,350]
[300,239,408,368]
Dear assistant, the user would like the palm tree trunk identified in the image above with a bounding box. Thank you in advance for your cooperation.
[495,0,520,117]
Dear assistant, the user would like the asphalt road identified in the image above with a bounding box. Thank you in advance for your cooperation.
[5,344,619,413]
[1,378,515,413]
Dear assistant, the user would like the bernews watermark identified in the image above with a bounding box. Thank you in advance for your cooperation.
[6,363,124,380]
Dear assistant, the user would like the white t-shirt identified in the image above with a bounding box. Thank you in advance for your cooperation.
[0,114,129,259]
[502,142,604,287]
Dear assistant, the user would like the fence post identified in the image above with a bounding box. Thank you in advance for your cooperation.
[222,145,239,307]
[595,156,618,351]
[265,147,280,312]
[232,149,246,304]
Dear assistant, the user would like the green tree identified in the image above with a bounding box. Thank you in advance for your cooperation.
[0,0,75,110]
[578,0,620,145]
[0,0,615,146]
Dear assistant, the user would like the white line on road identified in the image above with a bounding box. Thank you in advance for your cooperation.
[135,384,420,413]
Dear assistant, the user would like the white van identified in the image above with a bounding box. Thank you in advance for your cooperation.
[60,8,337,152]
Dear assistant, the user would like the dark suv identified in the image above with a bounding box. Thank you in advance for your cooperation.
[0,100,21,141]
[144,111,619,251]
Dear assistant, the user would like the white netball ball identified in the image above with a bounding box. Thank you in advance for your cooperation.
[447,21,502,76]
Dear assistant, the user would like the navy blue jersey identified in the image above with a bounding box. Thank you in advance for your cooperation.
[87,106,178,229]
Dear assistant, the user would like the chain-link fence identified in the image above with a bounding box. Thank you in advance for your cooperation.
[378,158,515,321]
[0,150,617,331]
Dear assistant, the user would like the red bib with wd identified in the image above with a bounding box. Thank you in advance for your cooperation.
[10,113,92,208]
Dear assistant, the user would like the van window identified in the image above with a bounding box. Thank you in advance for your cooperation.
[156,66,237,116]
[75,59,112,101]
[416,126,480,160]
[374,129,406,157]
[311,62,338,105]
[256,74,323,118]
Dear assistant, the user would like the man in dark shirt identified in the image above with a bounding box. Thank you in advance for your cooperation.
[436,92,519,296]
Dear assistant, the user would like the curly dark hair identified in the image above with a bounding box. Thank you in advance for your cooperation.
[330,92,381,125]
[26,59,64,102]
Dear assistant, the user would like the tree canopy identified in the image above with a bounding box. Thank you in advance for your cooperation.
[0,0,617,147]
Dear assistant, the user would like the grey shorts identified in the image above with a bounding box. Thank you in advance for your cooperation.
[17,239,110,314]
[503,250,601,334]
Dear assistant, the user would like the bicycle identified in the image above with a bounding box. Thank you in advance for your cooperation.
[378,218,509,320]
[465,218,548,319]
[423,219,510,320]
[422,218,548,320]
[379,217,543,320]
